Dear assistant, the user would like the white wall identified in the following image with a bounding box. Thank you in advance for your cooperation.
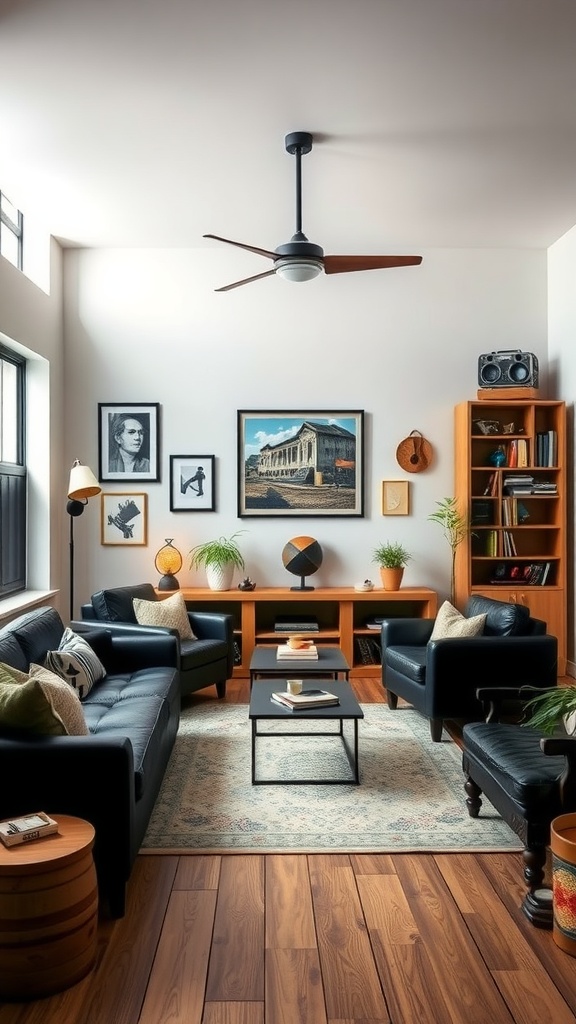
[548,227,576,672]
[0,239,64,614]
[62,245,549,611]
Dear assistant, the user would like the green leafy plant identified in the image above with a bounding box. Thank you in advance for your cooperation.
[522,687,576,735]
[428,497,470,604]
[188,531,246,572]
[372,541,412,569]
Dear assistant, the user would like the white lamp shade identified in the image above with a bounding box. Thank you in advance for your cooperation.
[68,461,101,501]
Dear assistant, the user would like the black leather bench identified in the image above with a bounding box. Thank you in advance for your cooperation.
[461,686,576,927]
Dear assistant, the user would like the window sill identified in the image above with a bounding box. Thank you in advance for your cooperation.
[0,590,58,624]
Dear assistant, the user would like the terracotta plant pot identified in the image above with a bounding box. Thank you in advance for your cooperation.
[379,567,404,591]
[551,813,576,957]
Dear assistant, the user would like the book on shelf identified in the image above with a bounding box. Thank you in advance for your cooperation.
[271,689,340,710]
[0,811,58,847]
[355,636,381,664]
[489,561,552,586]
[274,615,319,632]
[276,644,318,659]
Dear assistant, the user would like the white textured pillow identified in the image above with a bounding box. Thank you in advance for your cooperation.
[429,600,486,641]
[28,663,90,735]
[44,628,106,700]
[133,592,195,640]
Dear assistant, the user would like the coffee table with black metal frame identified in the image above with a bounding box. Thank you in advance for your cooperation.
[249,644,350,691]
[248,678,364,785]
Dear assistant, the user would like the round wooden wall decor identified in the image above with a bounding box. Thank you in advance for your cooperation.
[396,430,434,473]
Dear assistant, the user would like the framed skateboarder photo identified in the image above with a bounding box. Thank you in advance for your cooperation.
[169,455,215,512]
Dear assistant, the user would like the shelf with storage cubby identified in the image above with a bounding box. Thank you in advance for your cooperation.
[454,398,566,673]
[177,586,438,678]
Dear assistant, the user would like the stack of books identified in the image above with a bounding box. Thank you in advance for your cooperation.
[503,474,534,495]
[271,689,339,710]
[276,643,318,660]
[274,615,319,633]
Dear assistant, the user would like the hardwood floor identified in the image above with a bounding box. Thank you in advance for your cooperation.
[1,677,575,1024]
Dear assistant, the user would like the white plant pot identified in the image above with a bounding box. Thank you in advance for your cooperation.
[205,563,234,592]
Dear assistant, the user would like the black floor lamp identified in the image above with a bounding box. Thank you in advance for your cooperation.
[67,459,101,622]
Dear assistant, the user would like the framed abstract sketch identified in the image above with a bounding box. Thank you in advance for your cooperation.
[237,410,364,518]
[98,402,160,483]
[101,493,147,545]
[382,480,410,515]
[169,455,215,512]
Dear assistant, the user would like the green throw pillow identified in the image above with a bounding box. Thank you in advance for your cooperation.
[0,661,89,736]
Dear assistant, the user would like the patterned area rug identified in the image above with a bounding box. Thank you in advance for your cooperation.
[142,703,522,853]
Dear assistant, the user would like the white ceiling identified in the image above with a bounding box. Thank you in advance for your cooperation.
[1,0,576,260]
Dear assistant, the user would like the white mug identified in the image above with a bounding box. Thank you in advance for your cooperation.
[287,679,303,695]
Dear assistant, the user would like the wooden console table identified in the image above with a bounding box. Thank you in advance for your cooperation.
[179,586,438,678]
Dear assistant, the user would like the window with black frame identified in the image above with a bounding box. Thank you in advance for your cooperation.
[0,192,23,271]
[0,345,26,596]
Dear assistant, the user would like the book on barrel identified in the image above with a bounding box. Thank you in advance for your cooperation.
[0,811,58,847]
[271,689,339,709]
[276,644,318,659]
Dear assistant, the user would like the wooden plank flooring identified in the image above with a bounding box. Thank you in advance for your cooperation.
[1,676,576,1024]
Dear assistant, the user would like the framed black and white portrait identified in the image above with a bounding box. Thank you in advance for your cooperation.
[169,455,215,511]
[98,403,160,483]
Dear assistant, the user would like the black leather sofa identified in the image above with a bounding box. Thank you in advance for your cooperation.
[0,606,180,917]
[381,595,558,741]
[81,583,233,697]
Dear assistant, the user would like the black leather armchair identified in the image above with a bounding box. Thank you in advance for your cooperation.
[381,595,558,741]
[81,583,234,698]
[462,685,576,927]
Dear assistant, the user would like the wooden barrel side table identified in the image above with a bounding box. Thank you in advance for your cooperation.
[0,814,98,1000]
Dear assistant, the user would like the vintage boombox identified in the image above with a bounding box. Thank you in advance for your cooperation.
[478,350,539,389]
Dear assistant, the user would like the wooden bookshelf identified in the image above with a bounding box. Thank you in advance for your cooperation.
[454,398,567,673]
[178,586,438,678]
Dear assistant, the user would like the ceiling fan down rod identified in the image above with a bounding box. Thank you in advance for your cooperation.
[285,131,312,240]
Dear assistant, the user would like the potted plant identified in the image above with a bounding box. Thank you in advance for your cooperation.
[188,531,246,591]
[522,686,576,736]
[372,541,411,591]
[428,497,470,605]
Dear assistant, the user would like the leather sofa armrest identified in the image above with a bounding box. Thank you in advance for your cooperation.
[427,634,558,686]
[107,631,179,671]
[72,623,179,672]
[381,618,435,649]
[542,736,576,806]
[475,685,557,722]
[189,612,235,676]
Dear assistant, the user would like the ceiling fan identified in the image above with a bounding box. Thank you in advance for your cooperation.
[204,132,423,292]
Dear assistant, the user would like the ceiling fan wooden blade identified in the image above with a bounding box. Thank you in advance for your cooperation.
[323,254,423,275]
[214,270,277,292]
[204,234,276,260]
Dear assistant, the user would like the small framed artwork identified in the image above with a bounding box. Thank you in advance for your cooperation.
[101,493,147,545]
[169,455,215,512]
[98,403,160,483]
[237,410,364,517]
[382,480,410,515]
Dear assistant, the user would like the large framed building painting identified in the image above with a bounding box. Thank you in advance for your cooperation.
[237,410,364,518]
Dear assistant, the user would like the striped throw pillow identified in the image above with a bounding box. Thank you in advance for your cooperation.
[44,628,106,700]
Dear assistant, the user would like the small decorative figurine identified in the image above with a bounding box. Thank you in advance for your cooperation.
[488,445,507,467]
[238,576,256,591]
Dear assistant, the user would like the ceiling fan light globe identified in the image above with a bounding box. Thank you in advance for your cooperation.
[275,259,324,283]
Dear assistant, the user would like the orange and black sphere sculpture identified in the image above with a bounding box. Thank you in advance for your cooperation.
[282,535,323,591]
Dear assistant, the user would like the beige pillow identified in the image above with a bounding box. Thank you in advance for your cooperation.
[133,592,195,640]
[0,662,89,736]
[429,600,486,642]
